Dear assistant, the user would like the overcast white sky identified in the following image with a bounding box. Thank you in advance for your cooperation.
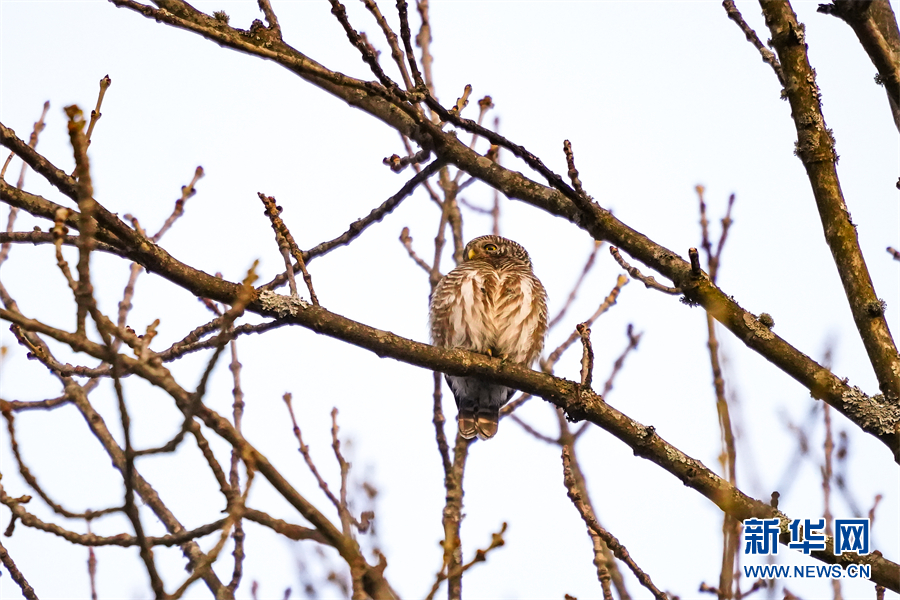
[0,1,898,599]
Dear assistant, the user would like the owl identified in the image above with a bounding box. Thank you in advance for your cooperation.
[429,235,548,440]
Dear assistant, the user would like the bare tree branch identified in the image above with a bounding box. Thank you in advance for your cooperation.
[760,0,900,400]
[818,0,900,131]
[2,303,896,590]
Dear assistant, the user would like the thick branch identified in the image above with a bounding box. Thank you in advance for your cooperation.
[818,0,900,130]
[2,125,896,454]
[11,140,888,463]
[2,305,897,592]
[759,0,900,400]
[1,80,897,458]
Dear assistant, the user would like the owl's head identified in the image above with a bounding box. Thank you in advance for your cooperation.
[463,235,531,265]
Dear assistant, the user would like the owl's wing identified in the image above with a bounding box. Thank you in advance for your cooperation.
[429,266,480,348]
[428,273,454,347]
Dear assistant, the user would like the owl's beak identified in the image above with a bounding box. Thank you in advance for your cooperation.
[467,248,476,260]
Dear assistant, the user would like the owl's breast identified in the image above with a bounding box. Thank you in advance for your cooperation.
[444,268,544,363]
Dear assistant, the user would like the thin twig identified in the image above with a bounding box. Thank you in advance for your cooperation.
[328,0,403,97]
[362,0,413,90]
[399,226,433,274]
[508,414,558,444]
[697,186,740,599]
[192,425,234,508]
[396,0,425,89]
[4,394,71,412]
[87,520,99,600]
[712,194,736,278]
[258,193,319,305]
[111,352,166,597]
[132,336,227,458]
[227,334,247,594]
[499,392,532,417]
[0,538,38,600]
[283,393,342,512]
[563,139,589,199]
[562,447,668,600]
[425,523,507,600]
[243,508,327,544]
[61,375,229,596]
[64,105,98,336]
[420,93,586,205]
[543,274,629,371]
[433,372,452,477]
[696,185,735,284]
[430,179,451,278]
[330,409,366,599]
[0,231,123,257]
[168,506,238,599]
[0,404,123,520]
[558,417,630,600]
[0,101,49,268]
[490,154,500,236]
[453,98,493,187]
[52,208,80,298]
[0,481,230,548]
[442,436,472,600]
[438,168,465,265]
[275,227,299,297]
[152,166,203,242]
[415,0,437,100]
[609,246,681,295]
[457,196,491,213]
[262,160,443,291]
[158,319,286,362]
[548,240,603,330]
[0,152,13,181]
[576,322,594,391]
[84,75,112,147]
[384,147,430,172]
[136,267,257,458]
[823,401,843,600]
[114,170,202,353]
[869,493,883,528]
[448,84,471,117]
[399,134,443,205]
[331,408,353,537]
[603,323,642,398]
[722,0,785,85]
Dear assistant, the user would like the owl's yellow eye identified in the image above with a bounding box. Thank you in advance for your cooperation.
[484,243,498,253]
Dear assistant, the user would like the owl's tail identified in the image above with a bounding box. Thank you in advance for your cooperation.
[475,412,499,440]
[458,410,477,439]
[458,409,499,440]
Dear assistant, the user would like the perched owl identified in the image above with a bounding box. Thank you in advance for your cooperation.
[429,235,548,440]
